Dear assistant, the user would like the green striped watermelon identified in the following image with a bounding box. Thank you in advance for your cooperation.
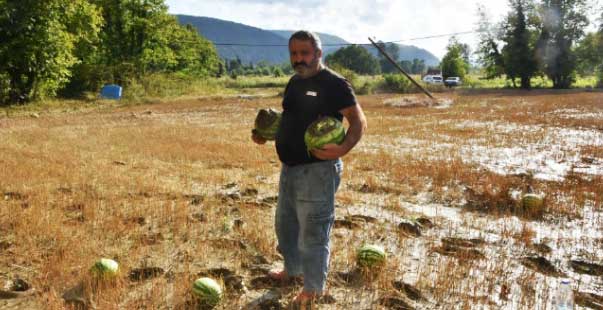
[521,193,544,211]
[254,108,281,140]
[357,244,386,268]
[90,258,119,278]
[304,116,346,151]
[192,277,222,306]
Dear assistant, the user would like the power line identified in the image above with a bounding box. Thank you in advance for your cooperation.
[210,30,479,47]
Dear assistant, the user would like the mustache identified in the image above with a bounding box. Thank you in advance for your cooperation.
[293,61,309,68]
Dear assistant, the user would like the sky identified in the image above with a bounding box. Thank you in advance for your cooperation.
[165,0,602,59]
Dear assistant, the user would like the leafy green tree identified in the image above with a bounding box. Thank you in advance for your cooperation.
[227,58,243,72]
[535,0,588,88]
[90,0,220,78]
[475,4,505,78]
[597,11,603,87]
[440,37,470,79]
[399,60,412,73]
[0,0,102,103]
[501,0,539,89]
[325,45,381,75]
[574,32,602,75]
[411,59,426,74]
[376,42,400,73]
[273,67,284,77]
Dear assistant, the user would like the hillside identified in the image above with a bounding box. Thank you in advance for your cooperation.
[368,44,440,67]
[176,15,440,66]
[270,30,349,55]
[272,30,440,66]
[175,15,289,65]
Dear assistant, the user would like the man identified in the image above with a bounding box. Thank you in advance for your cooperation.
[251,30,367,306]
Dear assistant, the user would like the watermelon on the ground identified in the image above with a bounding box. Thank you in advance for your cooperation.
[357,244,386,268]
[522,193,544,211]
[90,258,119,277]
[192,277,222,306]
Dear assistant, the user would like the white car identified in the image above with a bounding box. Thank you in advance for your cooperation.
[422,75,443,84]
[444,77,462,87]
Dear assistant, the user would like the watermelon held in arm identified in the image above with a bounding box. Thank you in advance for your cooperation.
[304,116,346,151]
[192,277,223,307]
[254,108,281,141]
[357,244,387,268]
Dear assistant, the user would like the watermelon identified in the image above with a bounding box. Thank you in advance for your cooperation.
[192,277,222,306]
[254,108,281,140]
[357,244,386,268]
[90,258,119,278]
[521,193,544,211]
[304,116,346,151]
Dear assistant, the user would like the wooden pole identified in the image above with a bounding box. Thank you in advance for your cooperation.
[368,37,435,100]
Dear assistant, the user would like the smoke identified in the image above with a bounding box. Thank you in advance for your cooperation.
[541,6,561,32]
[536,6,562,71]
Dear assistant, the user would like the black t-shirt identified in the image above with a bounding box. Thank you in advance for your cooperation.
[275,67,357,166]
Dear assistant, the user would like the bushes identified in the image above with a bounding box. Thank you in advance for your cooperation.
[0,73,9,105]
[380,74,412,93]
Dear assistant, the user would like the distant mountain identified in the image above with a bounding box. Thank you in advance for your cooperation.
[175,15,440,66]
[269,30,349,55]
[271,30,439,67]
[175,15,289,65]
[367,45,440,67]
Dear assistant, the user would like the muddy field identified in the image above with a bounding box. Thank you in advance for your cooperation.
[0,90,602,309]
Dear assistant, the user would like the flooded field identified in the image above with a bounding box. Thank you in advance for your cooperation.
[0,90,602,309]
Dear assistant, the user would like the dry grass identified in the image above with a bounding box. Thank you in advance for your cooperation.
[0,90,602,309]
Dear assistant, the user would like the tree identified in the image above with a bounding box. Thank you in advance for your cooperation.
[411,58,426,74]
[0,0,102,103]
[376,41,400,74]
[475,4,505,78]
[325,45,381,75]
[399,60,412,73]
[440,37,470,79]
[501,0,539,89]
[597,11,603,87]
[535,0,588,88]
[574,32,602,75]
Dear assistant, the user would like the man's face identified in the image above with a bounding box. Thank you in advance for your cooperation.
[289,39,322,78]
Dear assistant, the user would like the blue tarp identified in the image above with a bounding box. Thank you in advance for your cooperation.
[100,84,122,100]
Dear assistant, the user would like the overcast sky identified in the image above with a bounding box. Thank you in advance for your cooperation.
[165,0,602,59]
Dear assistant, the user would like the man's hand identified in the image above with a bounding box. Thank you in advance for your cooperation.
[310,144,347,160]
[251,129,267,145]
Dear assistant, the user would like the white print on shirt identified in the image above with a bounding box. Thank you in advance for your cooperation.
[306,91,318,97]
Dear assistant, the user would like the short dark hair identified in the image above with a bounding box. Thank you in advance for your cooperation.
[289,30,322,52]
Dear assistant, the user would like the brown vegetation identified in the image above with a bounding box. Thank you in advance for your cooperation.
[0,90,602,309]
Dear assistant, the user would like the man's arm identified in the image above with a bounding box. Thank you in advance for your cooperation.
[311,103,367,160]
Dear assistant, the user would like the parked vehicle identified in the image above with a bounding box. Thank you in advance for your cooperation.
[444,77,462,87]
[422,75,443,84]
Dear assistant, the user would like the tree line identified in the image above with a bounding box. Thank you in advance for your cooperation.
[0,0,222,104]
[324,43,428,76]
[470,0,603,89]
[324,0,602,90]
[2,0,602,105]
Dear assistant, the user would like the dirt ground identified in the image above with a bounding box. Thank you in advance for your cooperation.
[0,90,602,309]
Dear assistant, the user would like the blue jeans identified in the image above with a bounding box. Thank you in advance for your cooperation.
[275,159,343,293]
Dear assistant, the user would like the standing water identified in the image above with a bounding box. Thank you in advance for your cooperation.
[552,279,574,310]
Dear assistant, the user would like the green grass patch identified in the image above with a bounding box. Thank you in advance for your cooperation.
[460,74,599,89]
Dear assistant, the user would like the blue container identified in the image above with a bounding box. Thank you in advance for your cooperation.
[100,84,122,100]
